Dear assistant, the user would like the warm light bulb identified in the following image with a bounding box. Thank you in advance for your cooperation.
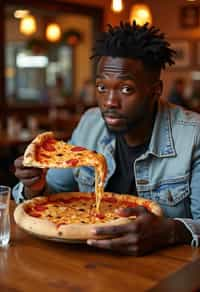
[19,15,37,35]
[46,23,61,42]
[111,0,123,13]
[130,4,152,26]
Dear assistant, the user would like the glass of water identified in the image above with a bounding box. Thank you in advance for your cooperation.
[0,186,11,247]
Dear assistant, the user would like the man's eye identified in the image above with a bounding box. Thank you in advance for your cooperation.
[96,84,106,93]
[121,86,133,94]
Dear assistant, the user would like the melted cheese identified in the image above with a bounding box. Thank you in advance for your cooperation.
[24,132,107,213]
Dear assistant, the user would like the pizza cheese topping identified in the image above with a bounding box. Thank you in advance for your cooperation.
[23,193,143,226]
[14,192,162,241]
[23,132,107,213]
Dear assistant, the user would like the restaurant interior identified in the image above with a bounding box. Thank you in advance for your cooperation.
[1,0,200,187]
[1,1,200,291]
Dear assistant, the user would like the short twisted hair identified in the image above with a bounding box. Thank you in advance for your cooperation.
[91,21,175,71]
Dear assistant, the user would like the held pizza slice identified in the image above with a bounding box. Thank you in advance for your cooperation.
[23,131,107,212]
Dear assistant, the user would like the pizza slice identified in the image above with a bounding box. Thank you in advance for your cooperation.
[23,131,107,212]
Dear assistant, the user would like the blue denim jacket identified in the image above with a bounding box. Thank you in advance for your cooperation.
[13,100,200,246]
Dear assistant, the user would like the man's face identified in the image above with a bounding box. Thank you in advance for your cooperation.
[96,56,161,135]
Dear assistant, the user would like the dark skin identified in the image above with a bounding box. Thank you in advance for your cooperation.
[14,56,192,255]
[86,56,192,254]
[14,156,46,198]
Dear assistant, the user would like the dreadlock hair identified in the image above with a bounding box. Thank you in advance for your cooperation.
[91,21,176,71]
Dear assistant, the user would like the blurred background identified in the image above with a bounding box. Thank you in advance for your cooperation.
[1,0,200,187]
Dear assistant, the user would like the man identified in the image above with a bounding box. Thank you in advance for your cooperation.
[13,22,200,255]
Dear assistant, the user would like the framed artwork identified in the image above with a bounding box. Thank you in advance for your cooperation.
[180,5,199,28]
[197,42,200,66]
[170,41,191,68]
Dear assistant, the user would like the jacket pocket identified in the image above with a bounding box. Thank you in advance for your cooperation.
[147,176,191,218]
[74,167,95,192]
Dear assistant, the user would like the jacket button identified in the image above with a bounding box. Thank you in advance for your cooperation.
[167,191,173,202]
[136,179,149,185]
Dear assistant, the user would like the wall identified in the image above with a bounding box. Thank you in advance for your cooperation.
[147,0,200,99]
[62,0,130,27]
[57,14,92,95]
[63,0,200,99]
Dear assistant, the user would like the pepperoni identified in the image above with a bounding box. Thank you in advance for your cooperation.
[95,213,105,220]
[103,197,117,204]
[30,212,41,218]
[66,159,79,167]
[35,146,41,162]
[79,196,92,201]
[40,153,50,159]
[71,146,86,152]
[34,205,48,211]
[42,138,56,151]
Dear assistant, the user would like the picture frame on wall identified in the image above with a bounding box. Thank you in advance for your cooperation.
[180,5,199,28]
[170,41,191,68]
[197,42,200,66]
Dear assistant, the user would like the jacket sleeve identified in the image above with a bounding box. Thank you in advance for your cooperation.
[175,127,200,247]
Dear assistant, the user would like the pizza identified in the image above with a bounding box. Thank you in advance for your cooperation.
[23,131,107,212]
[14,192,163,241]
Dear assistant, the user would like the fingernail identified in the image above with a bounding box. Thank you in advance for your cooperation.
[115,208,123,214]
[87,240,95,245]
[91,229,97,235]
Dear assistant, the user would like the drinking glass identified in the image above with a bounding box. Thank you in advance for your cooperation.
[0,185,11,247]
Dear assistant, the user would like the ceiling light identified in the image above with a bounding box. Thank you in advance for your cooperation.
[46,23,61,42]
[130,4,152,26]
[19,15,37,36]
[111,0,123,13]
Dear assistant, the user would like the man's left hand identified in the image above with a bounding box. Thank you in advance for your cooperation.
[87,206,175,255]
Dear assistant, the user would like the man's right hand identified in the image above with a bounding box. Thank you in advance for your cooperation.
[14,156,47,198]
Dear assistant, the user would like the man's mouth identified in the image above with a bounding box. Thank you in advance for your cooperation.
[104,115,125,126]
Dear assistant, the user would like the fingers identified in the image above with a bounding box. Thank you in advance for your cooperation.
[14,156,47,189]
[87,233,139,250]
[92,221,139,237]
[15,167,42,179]
[14,156,24,168]
[20,176,42,187]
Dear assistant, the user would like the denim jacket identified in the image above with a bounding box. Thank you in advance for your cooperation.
[13,100,200,246]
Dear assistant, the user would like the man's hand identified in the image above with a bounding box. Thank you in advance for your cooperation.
[87,206,177,256]
[14,156,47,197]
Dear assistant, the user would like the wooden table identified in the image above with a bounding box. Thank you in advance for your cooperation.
[0,203,200,292]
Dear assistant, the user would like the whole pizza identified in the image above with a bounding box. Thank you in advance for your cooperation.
[14,192,163,241]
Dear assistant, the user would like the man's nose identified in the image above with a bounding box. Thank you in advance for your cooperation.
[104,90,120,108]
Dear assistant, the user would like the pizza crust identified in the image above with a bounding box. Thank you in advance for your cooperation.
[14,192,163,241]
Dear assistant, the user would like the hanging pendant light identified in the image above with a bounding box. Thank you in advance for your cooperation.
[130,4,152,26]
[45,23,61,42]
[111,0,123,13]
[20,14,37,36]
